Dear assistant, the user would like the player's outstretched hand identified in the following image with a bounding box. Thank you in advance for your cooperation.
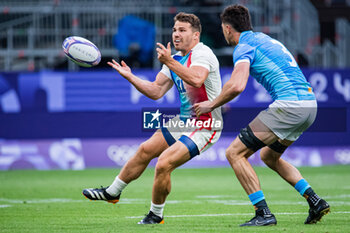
[107,59,132,78]
[156,42,172,64]
[193,100,213,117]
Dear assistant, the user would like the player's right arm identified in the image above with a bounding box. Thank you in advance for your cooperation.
[108,59,173,100]
[193,62,250,116]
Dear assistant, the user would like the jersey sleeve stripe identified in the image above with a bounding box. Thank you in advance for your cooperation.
[234,59,250,67]
[190,62,210,71]
[160,69,171,79]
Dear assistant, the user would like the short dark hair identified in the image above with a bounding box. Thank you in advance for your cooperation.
[174,12,202,33]
[220,4,253,32]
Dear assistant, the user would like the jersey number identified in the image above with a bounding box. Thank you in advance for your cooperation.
[270,39,298,67]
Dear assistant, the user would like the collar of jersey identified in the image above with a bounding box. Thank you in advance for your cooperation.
[239,30,253,43]
[173,51,191,64]
[172,42,202,62]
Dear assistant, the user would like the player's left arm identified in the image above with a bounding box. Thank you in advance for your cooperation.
[194,62,250,116]
[156,42,208,88]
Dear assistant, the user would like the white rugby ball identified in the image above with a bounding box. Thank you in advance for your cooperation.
[62,36,101,67]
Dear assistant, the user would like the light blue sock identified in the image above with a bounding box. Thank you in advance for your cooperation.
[248,190,265,205]
[294,179,311,196]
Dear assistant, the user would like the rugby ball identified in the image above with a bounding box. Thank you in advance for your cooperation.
[62,36,101,67]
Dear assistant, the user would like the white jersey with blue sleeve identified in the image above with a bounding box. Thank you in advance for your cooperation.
[158,42,222,156]
[160,42,222,123]
[233,31,315,101]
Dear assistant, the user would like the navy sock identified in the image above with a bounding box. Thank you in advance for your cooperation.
[254,199,269,212]
[305,187,321,207]
[248,191,270,214]
[304,187,315,197]
[294,179,321,207]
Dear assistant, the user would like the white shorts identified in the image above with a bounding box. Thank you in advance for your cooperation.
[257,100,317,141]
[161,116,221,158]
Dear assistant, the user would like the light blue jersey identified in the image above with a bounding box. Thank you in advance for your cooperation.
[233,31,315,101]
[170,53,192,119]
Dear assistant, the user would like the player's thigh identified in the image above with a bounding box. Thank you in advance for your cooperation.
[226,117,277,160]
[278,138,294,147]
[260,138,294,162]
[248,116,279,145]
[139,129,169,159]
[156,141,191,172]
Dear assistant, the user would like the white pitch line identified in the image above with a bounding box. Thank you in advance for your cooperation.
[324,194,350,199]
[0,205,11,208]
[125,211,350,219]
[196,195,233,199]
[1,197,350,207]
[0,198,85,204]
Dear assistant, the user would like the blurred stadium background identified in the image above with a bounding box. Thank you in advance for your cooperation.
[0,0,349,171]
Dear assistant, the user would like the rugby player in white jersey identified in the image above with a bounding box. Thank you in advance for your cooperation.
[83,12,223,224]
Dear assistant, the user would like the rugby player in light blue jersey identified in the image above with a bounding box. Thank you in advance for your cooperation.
[194,4,330,227]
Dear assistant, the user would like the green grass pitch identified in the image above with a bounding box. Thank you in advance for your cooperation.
[0,165,349,232]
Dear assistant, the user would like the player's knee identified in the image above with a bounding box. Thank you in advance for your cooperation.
[138,142,154,160]
[260,153,275,167]
[155,157,171,175]
[225,144,239,162]
[260,152,268,163]
[260,149,279,168]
